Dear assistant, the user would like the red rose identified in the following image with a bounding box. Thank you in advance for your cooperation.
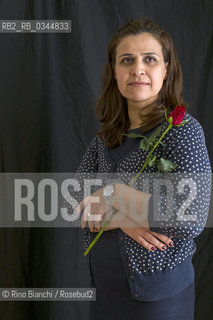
[168,105,186,125]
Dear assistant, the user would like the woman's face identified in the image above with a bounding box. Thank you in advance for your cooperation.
[114,32,168,107]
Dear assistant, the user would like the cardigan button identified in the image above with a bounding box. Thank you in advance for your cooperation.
[120,236,124,241]
[133,292,138,298]
[129,275,134,280]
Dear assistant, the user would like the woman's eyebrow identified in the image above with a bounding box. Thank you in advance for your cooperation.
[118,52,159,58]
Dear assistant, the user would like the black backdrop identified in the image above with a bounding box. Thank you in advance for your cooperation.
[0,1,212,319]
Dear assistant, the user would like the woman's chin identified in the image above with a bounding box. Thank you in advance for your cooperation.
[127,96,154,105]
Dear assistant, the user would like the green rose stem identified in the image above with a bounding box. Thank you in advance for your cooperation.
[83,207,118,256]
[83,122,174,257]
[129,123,173,185]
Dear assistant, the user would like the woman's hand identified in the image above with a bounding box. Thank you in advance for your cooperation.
[76,183,174,251]
[76,187,110,232]
[100,210,174,251]
[121,223,174,252]
[110,184,174,251]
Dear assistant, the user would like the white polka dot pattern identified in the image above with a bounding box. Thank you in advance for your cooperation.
[74,113,212,275]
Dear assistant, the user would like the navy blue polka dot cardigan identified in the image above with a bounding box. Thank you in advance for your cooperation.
[76,113,212,301]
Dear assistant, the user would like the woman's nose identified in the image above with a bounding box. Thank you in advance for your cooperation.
[130,63,145,76]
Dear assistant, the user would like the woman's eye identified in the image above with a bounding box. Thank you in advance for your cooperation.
[121,57,133,63]
[145,56,157,63]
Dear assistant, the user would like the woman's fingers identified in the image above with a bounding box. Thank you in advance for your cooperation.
[80,200,105,231]
[80,202,94,229]
[81,208,89,229]
[121,227,174,252]
[142,231,171,251]
[149,231,174,248]
[121,227,155,251]
[88,215,101,232]
[134,233,157,252]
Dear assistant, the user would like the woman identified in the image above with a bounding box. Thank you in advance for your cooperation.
[75,18,211,320]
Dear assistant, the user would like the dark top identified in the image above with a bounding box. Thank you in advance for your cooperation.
[74,113,212,301]
[108,127,147,169]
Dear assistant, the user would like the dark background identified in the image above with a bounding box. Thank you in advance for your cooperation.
[0,0,212,319]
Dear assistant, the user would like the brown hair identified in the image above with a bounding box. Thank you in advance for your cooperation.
[96,17,187,147]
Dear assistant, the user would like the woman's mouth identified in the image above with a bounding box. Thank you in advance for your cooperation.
[129,81,149,87]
